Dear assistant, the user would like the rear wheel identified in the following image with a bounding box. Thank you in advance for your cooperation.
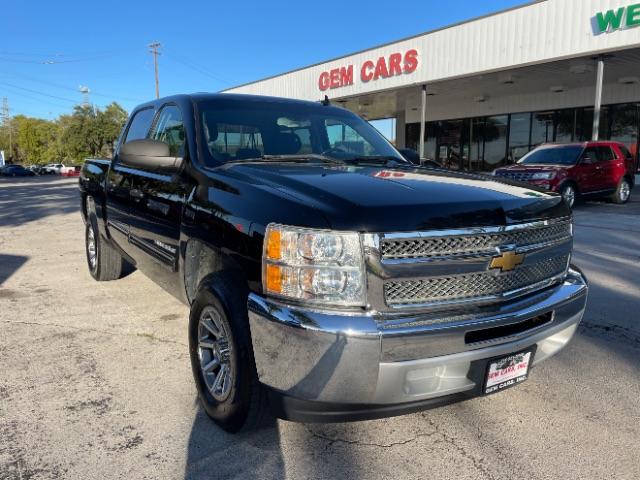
[611,178,631,204]
[189,285,269,433]
[560,183,577,209]
[85,215,126,281]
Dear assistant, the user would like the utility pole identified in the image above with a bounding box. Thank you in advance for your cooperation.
[1,97,11,158]
[149,42,161,99]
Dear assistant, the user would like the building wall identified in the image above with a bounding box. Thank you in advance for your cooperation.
[226,0,640,101]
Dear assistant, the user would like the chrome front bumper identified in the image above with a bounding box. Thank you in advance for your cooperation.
[248,268,587,421]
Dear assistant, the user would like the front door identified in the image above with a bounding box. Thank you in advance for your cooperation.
[126,104,190,290]
[592,145,619,191]
[105,106,157,260]
[573,146,600,193]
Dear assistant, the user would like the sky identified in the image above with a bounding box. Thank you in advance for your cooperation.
[1,0,525,121]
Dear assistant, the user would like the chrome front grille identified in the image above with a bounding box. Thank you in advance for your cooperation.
[367,218,573,310]
[381,221,571,260]
[494,171,534,182]
[384,255,570,307]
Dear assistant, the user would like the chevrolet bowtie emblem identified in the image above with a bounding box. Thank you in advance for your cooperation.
[489,250,525,272]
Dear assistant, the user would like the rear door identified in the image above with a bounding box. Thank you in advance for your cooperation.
[592,145,618,191]
[574,146,600,193]
[126,104,190,285]
[106,106,156,256]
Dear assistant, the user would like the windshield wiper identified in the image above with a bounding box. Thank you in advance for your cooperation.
[345,156,411,167]
[227,154,344,165]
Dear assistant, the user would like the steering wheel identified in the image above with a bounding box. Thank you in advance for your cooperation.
[321,147,348,157]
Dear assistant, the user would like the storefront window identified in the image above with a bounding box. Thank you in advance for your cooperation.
[508,113,531,162]
[531,112,554,147]
[555,109,575,143]
[609,104,639,161]
[404,102,639,172]
[469,118,484,171]
[438,120,465,170]
[483,115,508,170]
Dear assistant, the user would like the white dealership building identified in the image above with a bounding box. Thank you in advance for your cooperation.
[226,0,640,171]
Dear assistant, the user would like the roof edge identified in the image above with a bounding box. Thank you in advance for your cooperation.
[223,0,548,93]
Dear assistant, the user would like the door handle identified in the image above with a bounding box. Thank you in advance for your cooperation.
[130,189,145,199]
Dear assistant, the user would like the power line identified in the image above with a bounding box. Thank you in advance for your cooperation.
[0,70,144,103]
[0,50,125,65]
[163,51,233,85]
[0,86,72,109]
[0,82,79,103]
[149,42,161,99]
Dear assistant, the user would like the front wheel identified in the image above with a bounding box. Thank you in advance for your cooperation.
[189,285,269,433]
[560,183,577,209]
[611,178,631,204]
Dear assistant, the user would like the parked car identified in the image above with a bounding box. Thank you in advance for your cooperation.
[43,163,65,175]
[493,142,637,208]
[0,164,36,177]
[80,93,587,433]
[61,166,81,177]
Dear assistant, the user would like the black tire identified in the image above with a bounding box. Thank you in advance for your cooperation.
[611,178,632,204]
[188,280,269,433]
[85,214,126,281]
[560,183,578,209]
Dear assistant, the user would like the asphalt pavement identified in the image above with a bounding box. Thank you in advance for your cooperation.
[0,176,638,480]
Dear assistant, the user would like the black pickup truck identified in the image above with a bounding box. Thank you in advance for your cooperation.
[79,93,588,432]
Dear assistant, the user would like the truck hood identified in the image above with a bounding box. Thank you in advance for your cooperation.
[223,163,568,231]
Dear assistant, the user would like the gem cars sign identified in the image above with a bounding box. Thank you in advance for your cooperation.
[318,49,419,91]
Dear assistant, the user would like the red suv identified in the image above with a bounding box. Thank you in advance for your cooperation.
[493,142,637,208]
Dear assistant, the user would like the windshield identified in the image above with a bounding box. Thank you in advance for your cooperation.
[517,145,583,166]
[196,99,404,166]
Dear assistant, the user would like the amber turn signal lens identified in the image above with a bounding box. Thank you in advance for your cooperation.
[265,264,282,293]
[266,229,281,260]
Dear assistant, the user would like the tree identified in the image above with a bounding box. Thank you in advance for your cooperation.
[60,102,129,163]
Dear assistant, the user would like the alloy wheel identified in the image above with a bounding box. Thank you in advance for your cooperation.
[198,306,234,402]
[619,180,631,203]
[87,225,97,270]
[562,185,576,208]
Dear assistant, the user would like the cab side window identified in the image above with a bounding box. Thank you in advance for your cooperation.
[149,105,185,156]
[596,146,615,162]
[582,147,598,163]
[619,145,633,161]
[124,108,155,143]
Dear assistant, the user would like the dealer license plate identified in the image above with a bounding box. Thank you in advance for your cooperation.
[484,350,534,395]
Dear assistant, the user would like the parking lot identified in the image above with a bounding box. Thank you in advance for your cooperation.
[0,176,638,480]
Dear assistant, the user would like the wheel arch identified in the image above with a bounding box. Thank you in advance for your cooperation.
[184,239,250,307]
[623,174,635,188]
[559,179,580,194]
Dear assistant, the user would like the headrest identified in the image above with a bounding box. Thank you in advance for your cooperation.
[202,112,218,142]
[235,148,262,160]
[273,133,301,155]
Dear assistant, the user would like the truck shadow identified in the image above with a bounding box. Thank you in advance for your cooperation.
[184,405,286,480]
[0,254,29,285]
[0,177,79,227]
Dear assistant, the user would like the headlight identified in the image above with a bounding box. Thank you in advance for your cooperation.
[531,172,555,180]
[263,224,366,307]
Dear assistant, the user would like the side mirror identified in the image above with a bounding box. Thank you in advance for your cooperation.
[398,148,421,165]
[119,139,183,172]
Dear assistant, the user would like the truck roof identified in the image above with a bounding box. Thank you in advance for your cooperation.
[135,92,329,111]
